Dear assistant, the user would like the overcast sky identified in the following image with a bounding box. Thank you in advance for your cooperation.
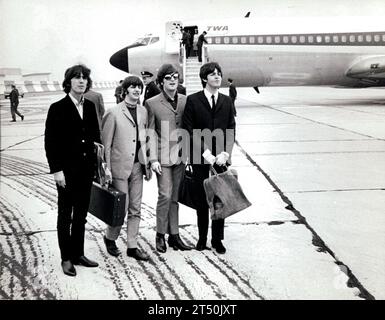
[1,0,385,81]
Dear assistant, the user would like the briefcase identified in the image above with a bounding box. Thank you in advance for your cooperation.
[88,182,126,227]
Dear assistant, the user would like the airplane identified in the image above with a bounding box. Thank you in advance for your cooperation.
[109,16,385,91]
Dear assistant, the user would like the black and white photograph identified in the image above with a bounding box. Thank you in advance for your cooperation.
[1,0,384,305]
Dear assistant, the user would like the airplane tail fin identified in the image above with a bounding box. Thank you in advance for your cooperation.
[245,11,250,18]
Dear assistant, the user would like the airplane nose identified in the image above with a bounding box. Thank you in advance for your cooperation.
[109,43,148,73]
[110,47,129,73]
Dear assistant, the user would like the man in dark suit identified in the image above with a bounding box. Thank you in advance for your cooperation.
[197,31,208,62]
[182,62,236,254]
[9,84,24,122]
[44,64,101,276]
[141,71,161,106]
[228,78,237,117]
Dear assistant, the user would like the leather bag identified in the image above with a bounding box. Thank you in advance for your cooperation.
[203,166,251,220]
[178,164,201,209]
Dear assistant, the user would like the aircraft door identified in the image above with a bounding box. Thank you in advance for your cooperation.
[165,21,183,54]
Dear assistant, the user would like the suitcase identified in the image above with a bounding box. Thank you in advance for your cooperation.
[88,182,126,227]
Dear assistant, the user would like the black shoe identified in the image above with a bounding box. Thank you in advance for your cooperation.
[127,248,149,261]
[156,234,167,253]
[211,240,226,254]
[21,115,24,121]
[103,236,121,257]
[10,120,16,122]
[61,260,76,276]
[196,239,210,251]
[168,234,194,251]
[72,255,99,267]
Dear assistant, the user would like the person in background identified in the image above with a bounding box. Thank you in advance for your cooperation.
[114,80,124,104]
[141,71,161,106]
[182,62,236,254]
[197,31,208,63]
[101,76,152,261]
[146,64,193,253]
[9,84,24,122]
[44,64,101,277]
[181,28,191,58]
[228,78,237,117]
[84,89,105,130]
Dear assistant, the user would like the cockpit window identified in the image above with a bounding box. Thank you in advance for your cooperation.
[134,37,150,46]
[149,37,160,44]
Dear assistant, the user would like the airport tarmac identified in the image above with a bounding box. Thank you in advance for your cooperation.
[0,86,384,300]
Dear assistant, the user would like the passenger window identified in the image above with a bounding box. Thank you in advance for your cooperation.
[274,36,280,43]
[357,35,363,42]
[258,36,264,44]
[241,37,247,44]
[324,35,330,43]
[308,35,314,43]
[266,36,272,44]
[215,37,221,44]
[224,37,230,44]
[249,36,255,43]
[283,36,289,43]
[382,35,385,42]
[316,35,322,43]
[207,37,212,44]
[333,35,338,43]
[349,35,355,42]
[299,36,305,43]
[341,35,347,43]
[365,34,372,42]
[291,36,297,43]
[374,35,380,42]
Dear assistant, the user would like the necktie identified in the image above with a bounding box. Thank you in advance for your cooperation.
[211,94,216,111]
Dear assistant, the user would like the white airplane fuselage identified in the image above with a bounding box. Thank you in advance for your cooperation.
[110,16,385,88]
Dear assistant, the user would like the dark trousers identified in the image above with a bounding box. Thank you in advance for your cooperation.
[192,164,225,242]
[56,173,93,261]
[10,103,23,120]
[197,45,203,62]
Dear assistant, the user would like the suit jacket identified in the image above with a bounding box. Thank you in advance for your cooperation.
[44,95,101,177]
[143,81,161,105]
[197,33,208,47]
[101,102,151,180]
[229,84,237,100]
[146,92,187,166]
[182,90,236,165]
[84,90,105,129]
[10,88,19,106]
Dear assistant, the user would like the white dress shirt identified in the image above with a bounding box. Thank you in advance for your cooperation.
[69,93,84,119]
[204,88,218,108]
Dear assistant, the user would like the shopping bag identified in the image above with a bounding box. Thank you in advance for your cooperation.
[203,166,251,220]
[88,142,126,226]
[178,164,201,209]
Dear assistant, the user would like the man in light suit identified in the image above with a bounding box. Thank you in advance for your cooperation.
[84,89,105,130]
[182,62,236,254]
[45,64,101,276]
[146,64,193,253]
[101,76,152,261]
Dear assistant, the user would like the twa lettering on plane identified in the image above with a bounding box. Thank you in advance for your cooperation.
[109,16,385,89]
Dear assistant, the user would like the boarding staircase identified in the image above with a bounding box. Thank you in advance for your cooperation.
[184,57,202,96]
